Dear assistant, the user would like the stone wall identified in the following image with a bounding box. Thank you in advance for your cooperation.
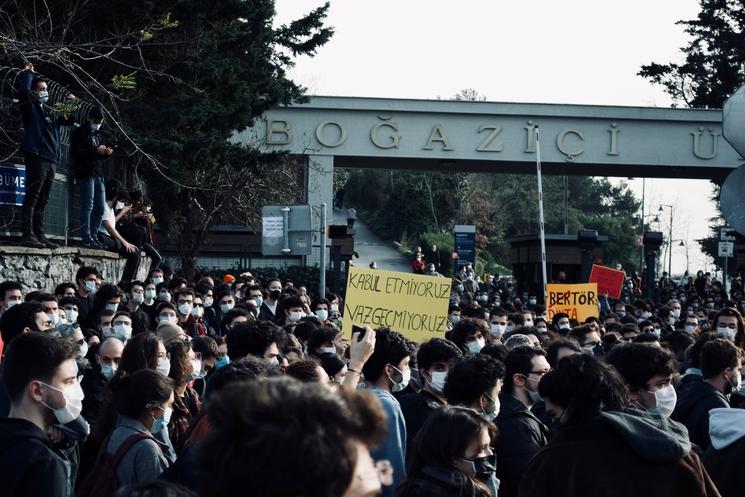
[0,246,150,293]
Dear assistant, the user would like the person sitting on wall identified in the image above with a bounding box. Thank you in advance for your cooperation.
[115,189,161,274]
[97,181,140,284]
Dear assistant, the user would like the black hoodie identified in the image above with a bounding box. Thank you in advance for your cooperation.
[671,380,729,451]
[0,417,71,496]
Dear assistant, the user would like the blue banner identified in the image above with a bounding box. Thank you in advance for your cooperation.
[0,164,25,206]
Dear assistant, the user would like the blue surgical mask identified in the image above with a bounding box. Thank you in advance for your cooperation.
[215,356,230,369]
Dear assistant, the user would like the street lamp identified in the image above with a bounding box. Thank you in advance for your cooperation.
[672,239,689,275]
[659,205,673,277]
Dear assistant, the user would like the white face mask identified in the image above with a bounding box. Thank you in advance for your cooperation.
[220,302,234,314]
[159,315,177,324]
[84,281,97,294]
[320,346,337,355]
[684,325,697,334]
[144,289,156,301]
[330,303,339,313]
[152,276,164,286]
[191,306,203,319]
[47,312,59,326]
[41,381,84,424]
[204,297,214,308]
[115,201,125,210]
[467,338,485,355]
[524,319,533,327]
[90,122,102,131]
[718,325,737,341]
[131,292,144,305]
[388,365,411,393]
[36,90,49,103]
[428,371,448,393]
[178,303,193,316]
[315,309,329,321]
[288,311,304,322]
[189,358,205,381]
[65,309,79,323]
[672,309,681,318]
[651,384,677,417]
[77,341,89,359]
[490,324,506,338]
[156,357,171,377]
[4,299,21,311]
[558,323,571,330]
[159,292,171,303]
[100,362,117,380]
[113,323,132,341]
[449,314,461,325]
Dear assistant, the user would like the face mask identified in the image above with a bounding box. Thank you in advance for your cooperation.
[77,341,89,359]
[616,311,626,318]
[90,122,102,131]
[100,363,117,380]
[505,324,515,333]
[234,291,243,301]
[47,312,59,326]
[204,297,214,308]
[152,406,173,433]
[189,358,205,381]
[254,296,263,308]
[482,393,500,421]
[101,324,113,338]
[684,325,697,334]
[467,338,485,355]
[652,328,662,339]
[315,309,329,321]
[718,325,737,341]
[159,292,171,302]
[667,317,675,326]
[288,311,304,322]
[528,299,537,305]
[672,309,681,318]
[521,376,542,403]
[706,303,715,309]
[152,276,164,286]
[388,365,411,393]
[191,306,203,319]
[41,382,84,424]
[215,356,230,369]
[269,290,281,300]
[105,303,119,312]
[428,371,448,393]
[558,323,571,331]
[268,356,280,368]
[220,302,234,314]
[131,293,144,305]
[84,281,97,294]
[159,314,177,324]
[144,289,155,301]
[330,303,339,313]
[449,314,461,325]
[524,319,533,327]
[113,323,132,341]
[65,309,79,323]
[583,345,596,354]
[115,201,125,210]
[178,303,193,316]
[650,384,677,417]
[156,357,171,377]
[490,324,506,338]
[320,345,337,355]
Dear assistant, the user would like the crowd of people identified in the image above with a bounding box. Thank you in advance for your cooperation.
[0,264,741,497]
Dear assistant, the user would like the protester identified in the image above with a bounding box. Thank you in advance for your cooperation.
[16,63,76,248]
[397,407,497,497]
[98,181,140,283]
[519,354,720,497]
[81,337,124,428]
[703,407,745,497]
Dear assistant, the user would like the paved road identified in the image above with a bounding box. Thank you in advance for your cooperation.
[333,207,411,274]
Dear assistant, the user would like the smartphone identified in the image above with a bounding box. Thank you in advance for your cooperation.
[352,325,366,342]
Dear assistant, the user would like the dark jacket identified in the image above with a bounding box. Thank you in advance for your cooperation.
[399,390,444,455]
[80,364,109,430]
[258,301,278,322]
[398,465,490,497]
[495,393,548,497]
[0,417,72,497]
[672,380,729,451]
[16,70,73,162]
[70,122,108,179]
[518,409,720,497]
[703,407,745,497]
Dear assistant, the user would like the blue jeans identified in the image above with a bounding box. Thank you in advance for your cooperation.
[78,176,105,243]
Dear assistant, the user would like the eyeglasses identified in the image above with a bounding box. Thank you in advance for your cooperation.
[356,459,394,487]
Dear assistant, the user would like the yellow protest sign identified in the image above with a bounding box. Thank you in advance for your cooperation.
[546,283,599,322]
[342,267,451,344]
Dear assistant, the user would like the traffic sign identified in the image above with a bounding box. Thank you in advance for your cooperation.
[718,241,734,258]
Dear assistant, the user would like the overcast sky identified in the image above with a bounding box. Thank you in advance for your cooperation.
[275,0,721,276]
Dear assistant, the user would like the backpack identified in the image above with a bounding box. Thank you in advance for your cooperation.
[76,432,152,497]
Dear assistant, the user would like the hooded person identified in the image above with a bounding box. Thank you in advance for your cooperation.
[703,408,745,497]
[518,354,720,497]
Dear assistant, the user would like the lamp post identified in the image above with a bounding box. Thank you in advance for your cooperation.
[658,205,673,277]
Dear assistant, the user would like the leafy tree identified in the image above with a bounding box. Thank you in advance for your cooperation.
[0,0,333,278]
[639,0,744,270]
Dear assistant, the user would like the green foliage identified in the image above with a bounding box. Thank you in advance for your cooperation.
[111,72,137,91]
[52,100,80,119]
[639,0,745,108]
[343,169,642,274]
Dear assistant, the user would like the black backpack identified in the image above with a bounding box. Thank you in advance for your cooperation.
[76,432,152,497]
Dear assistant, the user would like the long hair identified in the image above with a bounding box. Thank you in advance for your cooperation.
[398,407,494,497]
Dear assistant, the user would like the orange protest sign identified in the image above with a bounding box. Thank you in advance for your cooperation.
[546,283,599,322]
[589,264,625,299]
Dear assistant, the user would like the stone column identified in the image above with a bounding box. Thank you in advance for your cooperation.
[305,155,333,267]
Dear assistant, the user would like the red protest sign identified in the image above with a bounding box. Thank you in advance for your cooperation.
[589,265,625,299]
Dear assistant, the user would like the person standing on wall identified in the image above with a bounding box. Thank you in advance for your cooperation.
[70,106,113,248]
[15,62,77,249]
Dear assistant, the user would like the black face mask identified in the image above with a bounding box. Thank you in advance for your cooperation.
[269,290,281,300]
[472,454,497,478]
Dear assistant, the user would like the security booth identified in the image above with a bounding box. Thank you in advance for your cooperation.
[508,231,608,303]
